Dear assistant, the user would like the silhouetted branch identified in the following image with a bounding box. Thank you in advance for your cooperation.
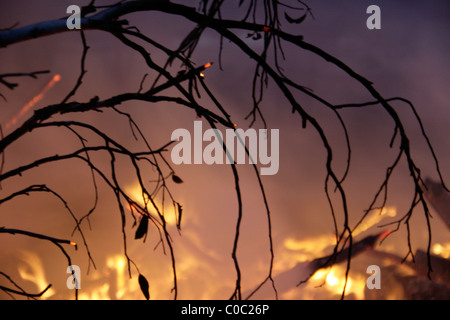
[0,227,75,246]
[61,30,89,104]
[0,283,52,298]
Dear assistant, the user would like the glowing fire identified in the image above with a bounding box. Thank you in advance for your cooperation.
[309,266,366,300]
[353,206,397,237]
[16,251,143,300]
[13,205,403,300]
[106,255,137,299]
[5,74,61,131]
[78,283,110,300]
[126,183,178,226]
[78,255,141,300]
[280,234,336,270]
[17,251,55,299]
[280,207,397,267]
[276,206,398,299]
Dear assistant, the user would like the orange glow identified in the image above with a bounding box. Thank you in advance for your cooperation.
[263,26,271,32]
[78,254,145,300]
[279,233,336,270]
[199,72,205,78]
[353,207,396,237]
[70,241,77,246]
[275,207,399,299]
[18,251,55,299]
[203,62,212,69]
[126,183,177,225]
[12,203,400,300]
[4,74,61,131]
[304,265,366,300]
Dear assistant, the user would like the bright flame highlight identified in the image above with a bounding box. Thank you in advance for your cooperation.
[277,207,398,299]
[78,254,141,300]
[281,206,397,268]
[106,255,127,299]
[308,266,365,300]
[17,251,55,299]
[78,283,110,300]
[5,74,61,130]
[126,184,177,225]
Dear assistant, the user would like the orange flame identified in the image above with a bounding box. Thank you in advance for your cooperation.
[126,183,178,225]
[18,251,55,299]
[5,74,61,130]
[310,266,366,299]
[432,242,450,259]
[203,62,212,69]
[78,254,142,300]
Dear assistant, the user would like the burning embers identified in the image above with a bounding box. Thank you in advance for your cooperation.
[4,74,61,131]
[10,204,450,299]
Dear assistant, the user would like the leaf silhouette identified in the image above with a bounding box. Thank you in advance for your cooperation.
[138,274,150,300]
[135,216,148,240]
[172,174,184,184]
[284,12,307,24]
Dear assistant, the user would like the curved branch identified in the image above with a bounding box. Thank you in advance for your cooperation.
[0,283,52,298]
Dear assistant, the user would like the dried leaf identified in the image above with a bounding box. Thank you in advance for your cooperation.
[284,12,307,24]
[135,216,148,240]
[172,174,184,184]
[138,274,150,300]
